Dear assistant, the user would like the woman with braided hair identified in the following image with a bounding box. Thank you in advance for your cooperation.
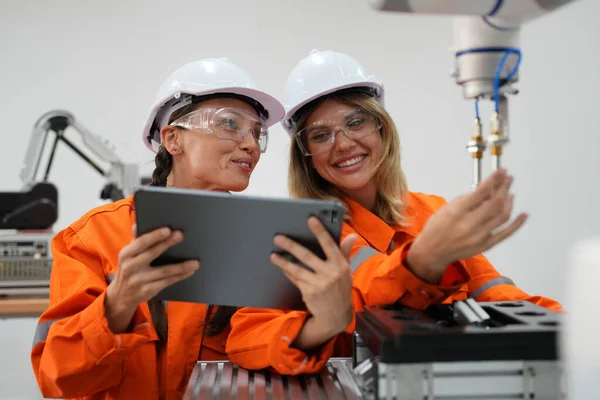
[31,58,285,400]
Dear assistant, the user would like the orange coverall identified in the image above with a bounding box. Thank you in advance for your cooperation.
[31,196,228,400]
[226,192,563,375]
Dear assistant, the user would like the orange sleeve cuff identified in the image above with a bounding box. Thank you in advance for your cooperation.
[394,240,469,310]
[79,290,158,365]
[268,312,337,375]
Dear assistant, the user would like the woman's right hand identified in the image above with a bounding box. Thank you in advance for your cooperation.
[406,169,527,284]
[105,225,200,334]
[270,217,358,350]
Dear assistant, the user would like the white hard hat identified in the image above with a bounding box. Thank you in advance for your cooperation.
[282,50,384,136]
[142,57,285,152]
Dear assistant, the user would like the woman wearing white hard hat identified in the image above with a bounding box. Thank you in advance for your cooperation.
[226,50,563,375]
[31,57,285,399]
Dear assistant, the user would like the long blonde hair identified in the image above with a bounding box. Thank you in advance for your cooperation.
[288,90,409,225]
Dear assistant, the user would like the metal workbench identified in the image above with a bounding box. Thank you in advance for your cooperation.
[183,300,564,399]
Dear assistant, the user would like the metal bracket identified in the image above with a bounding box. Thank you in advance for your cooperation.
[453,298,492,326]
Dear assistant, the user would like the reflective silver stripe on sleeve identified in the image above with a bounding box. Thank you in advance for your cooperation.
[471,276,515,300]
[32,273,128,348]
[350,246,381,273]
[32,318,63,347]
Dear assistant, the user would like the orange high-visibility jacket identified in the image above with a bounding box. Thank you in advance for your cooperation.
[226,192,563,375]
[31,196,229,400]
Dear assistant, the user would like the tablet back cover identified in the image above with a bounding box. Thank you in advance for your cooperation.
[134,187,345,311]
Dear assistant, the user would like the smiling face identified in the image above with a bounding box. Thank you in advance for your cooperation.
[302,98,383,199]
[288,89,408,222]
[160,97,262,192]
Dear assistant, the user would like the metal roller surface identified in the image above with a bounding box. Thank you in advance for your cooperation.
[183,358,363,399]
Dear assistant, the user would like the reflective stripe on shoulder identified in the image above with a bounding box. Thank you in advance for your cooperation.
[350,246,381,273]
[471,276,516,300]
[32,318,63,347]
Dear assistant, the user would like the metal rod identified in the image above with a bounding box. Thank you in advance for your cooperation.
[32,129,50,183]
[492,154,501,170]
[473,158,482,188]
[43,133,61,181]
[468,116,485,189]
[489,95,509,172]
[60,135,107,176]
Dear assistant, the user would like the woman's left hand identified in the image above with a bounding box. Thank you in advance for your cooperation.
[270,217,358,339]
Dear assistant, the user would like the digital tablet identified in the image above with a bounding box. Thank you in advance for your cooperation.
[133,186,346,311]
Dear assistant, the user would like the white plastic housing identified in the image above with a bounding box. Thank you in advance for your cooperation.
[369,0,578,24]
[453,16,520,99]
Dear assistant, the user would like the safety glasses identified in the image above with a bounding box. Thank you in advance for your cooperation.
[294,108,381,156]
[170,107,269,153]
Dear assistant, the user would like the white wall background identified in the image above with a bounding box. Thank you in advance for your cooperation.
[0,0,597,398]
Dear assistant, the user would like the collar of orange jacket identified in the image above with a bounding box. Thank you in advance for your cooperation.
[343,195,422,253]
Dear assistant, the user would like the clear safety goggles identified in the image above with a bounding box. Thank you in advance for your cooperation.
[294,108,382,156]
[170,107,269,153]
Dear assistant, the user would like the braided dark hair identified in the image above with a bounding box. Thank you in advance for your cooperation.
[146,146,171,348]
[147,101,239,349]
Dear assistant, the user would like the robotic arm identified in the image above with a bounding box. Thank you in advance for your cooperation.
[369,0,578,187]
[20,110,143,203]
[1,110,145,230]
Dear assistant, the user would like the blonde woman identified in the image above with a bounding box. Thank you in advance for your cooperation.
[226,50,562,375]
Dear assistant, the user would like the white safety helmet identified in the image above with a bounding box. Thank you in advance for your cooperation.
[282,50,385,136]
[141,57,285,153]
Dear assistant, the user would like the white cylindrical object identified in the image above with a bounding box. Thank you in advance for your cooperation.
[454,15,520,49]
[453,16,521,99]
[368,0,578,24]
[562,238,600,399]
